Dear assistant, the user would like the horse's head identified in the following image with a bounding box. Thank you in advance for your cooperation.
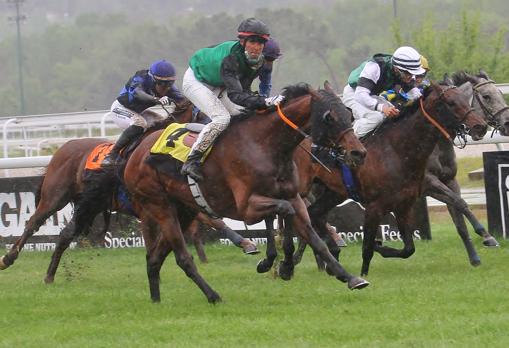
[451,70,509,136]
[310,81,366,167]
[425,82,487,140]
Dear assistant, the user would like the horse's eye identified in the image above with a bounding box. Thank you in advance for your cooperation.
[482,94,491,101]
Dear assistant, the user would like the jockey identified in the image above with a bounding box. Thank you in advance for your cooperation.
[342,46,426,137]
[102,59,185,166]
[259,38,282,97]
[180,18,285,181]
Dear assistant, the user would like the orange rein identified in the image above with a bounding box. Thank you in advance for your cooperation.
[276,103,310,138]
[419,98,451,141]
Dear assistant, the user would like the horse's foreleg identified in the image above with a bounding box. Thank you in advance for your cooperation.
[289,196,368,290]
[278,217,295,280]
[143,203,221,304]
[361,207,385,276]
[45,219,77,283]
[256,217,278,273]
[374,206,416,260]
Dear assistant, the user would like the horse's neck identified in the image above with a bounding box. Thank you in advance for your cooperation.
[376,107,445,166]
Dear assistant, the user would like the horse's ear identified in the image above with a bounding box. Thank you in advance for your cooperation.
[443,73,454,86]
[324,80,334,92]
[479,69,490,79]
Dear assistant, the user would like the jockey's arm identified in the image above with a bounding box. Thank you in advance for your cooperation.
[354,62,385,112]
[258,62,273,97]
[220,56,266,109]
[133,86,158,103]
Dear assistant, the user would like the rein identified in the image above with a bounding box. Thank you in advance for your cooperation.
[275,103,333,173]
[419,86,476,146]
[276,103,310,139]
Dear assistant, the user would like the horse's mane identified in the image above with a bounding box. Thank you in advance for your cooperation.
[281,83,312,100]
[370,83,444,135]
[451,70,488,86]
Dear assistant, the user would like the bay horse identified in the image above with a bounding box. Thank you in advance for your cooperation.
[285,82,488,276]
[422,71,509,249]
[123,83,368,303]
[0,100,257,281]
[292,73,507,270]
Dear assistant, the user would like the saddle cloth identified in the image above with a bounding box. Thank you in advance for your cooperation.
[150,122,208,162]
[84,143,114,170]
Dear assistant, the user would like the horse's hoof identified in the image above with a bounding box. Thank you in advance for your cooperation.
[0,256,7,270]
[256,259,272,273]
[278,262,294,281]
[292,255,303,265]
[348,277,370,290]
[241,242,260,255]
[470,257,481,267]
[208,293,222,304]
[483,237,500,248]
[44,276,55,284]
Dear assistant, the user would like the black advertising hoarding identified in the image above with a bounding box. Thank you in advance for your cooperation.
[0,176,431,251]
[484,151,509,239]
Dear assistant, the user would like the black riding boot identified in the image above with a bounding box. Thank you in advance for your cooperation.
[102,125,144,166]
[181,150,204,181]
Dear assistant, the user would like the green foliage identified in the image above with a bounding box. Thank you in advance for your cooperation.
[1,1,509,116]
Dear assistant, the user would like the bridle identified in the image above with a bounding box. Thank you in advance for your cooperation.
[419,85,476,147]
[472,79,509,129]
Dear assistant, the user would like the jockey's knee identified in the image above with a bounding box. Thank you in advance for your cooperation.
[210,114,230,132]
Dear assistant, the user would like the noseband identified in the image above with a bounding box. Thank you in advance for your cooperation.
[472,79,509,128]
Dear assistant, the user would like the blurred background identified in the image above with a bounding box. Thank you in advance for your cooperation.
[1,0,508,117]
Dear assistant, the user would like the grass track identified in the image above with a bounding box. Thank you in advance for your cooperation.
[1,223,508,348]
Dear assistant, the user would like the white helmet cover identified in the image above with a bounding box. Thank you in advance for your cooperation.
[391,46,426,75]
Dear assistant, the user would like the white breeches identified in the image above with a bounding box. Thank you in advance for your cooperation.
[182,67,244,153]
[342,85,385,137]
[108,100,166,130]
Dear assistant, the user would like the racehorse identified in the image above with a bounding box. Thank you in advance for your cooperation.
[281,82,488,276]
[123,82,368,303]
[0,100,258,282]
[291,73,507,270]
[422,71,509,249]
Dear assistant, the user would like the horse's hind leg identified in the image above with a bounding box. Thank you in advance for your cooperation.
[44,218,78,284]
[143,203,221,303]
[425,178,484,264]
[445,179,498,248]
[1,192,70,270]
[187,219,208,263]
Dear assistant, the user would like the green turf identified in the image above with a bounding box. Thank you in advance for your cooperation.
[1,225,508,348]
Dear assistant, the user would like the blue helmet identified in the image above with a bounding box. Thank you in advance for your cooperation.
[263,38,281,61]
[149,60,177,81]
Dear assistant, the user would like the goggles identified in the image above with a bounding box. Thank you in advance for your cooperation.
[154,79,174,87]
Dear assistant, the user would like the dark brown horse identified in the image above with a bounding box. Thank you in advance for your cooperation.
[0,101,257,281]
[286,83,488,276]
[123,83,368,303]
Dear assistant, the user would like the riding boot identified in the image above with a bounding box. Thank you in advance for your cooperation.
[181,149,205,181]
[102,125,144,167]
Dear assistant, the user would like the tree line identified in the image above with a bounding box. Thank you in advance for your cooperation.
[0,0,508,116]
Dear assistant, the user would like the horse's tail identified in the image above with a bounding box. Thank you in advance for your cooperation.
[34,169,47,207]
